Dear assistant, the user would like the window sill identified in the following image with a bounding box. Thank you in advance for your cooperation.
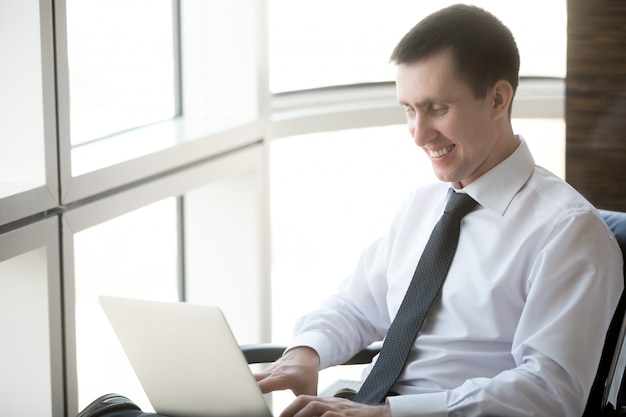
[63,116,263,205]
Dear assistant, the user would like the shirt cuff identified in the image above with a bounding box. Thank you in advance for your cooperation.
[387,392,448,417]
[289,332,333,369]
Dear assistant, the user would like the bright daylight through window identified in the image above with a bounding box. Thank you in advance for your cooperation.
[65,0,176,146]
[269,0,565,92]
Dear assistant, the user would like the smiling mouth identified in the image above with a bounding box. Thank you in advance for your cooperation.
[429,145,455,159]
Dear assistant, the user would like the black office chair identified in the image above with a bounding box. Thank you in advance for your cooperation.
[585,210,626,416]
[243,210,626,416]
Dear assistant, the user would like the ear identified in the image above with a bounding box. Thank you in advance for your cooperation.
[490,80,514,120]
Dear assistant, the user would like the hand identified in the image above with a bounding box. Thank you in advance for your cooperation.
[255,346,320,396]
[279,395,392,417]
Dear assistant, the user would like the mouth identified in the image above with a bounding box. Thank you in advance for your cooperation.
[428,144,455,159]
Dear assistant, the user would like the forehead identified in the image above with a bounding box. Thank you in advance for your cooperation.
[395,50,472,104]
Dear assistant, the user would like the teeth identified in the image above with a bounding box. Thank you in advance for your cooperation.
[430,145,454,158]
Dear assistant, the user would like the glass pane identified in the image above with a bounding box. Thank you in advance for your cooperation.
[0,0,46,195]
[73,198,178,412]
[183,173,265,344]
[513,118,565,179]
[269,0,566,92]
[0,247,52,417]
[66,0,176,145]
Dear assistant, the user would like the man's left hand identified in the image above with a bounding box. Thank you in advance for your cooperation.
[279,395,391,417]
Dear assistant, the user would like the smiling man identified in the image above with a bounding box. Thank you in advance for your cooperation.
[396,48,517,189]
[256,5,623,417]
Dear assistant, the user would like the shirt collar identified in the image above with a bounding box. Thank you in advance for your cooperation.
[458,136,535,216]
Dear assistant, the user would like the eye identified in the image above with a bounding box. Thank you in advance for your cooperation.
[402,105,416,116]
[430,104,448,115]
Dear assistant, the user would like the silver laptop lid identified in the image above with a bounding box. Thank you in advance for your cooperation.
[99,296,272,417]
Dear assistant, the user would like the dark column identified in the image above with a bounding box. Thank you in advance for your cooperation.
[566,0,626,211]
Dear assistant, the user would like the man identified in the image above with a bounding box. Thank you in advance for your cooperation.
[256,5,624,416]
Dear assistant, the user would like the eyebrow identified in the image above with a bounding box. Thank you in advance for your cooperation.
[398,99,438,108]
[399,95,458,107]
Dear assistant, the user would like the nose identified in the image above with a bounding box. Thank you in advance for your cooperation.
[409,115,436,146]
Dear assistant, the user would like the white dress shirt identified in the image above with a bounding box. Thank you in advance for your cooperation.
[290,138,624,416]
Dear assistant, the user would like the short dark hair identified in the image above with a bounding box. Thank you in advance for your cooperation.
[390,4,520,100]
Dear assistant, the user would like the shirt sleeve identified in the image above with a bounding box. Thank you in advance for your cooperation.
[388,209,624,417]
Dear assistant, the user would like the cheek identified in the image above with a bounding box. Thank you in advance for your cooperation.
[448,113,488,143]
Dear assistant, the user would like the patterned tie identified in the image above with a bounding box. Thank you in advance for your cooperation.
[354,191,477,405]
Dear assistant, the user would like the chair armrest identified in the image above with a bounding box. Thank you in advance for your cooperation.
[342,342,382,365]
[240,343,382,365]
[241,344,287,364]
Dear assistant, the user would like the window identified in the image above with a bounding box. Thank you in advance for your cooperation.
[0,0,46,194]
[66,144,267,412]
[269,0,566,92]
[65,0,176,146]
[61,0,264,202]
[73,199,179,410]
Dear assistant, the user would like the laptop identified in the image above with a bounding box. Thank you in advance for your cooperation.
[99,295,273,417]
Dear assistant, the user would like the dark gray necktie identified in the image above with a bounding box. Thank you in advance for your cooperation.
[354,191,477,405]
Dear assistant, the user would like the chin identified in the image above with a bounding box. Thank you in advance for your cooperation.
[433,171,456,184]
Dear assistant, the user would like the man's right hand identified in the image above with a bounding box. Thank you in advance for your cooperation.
[254,346,321,397]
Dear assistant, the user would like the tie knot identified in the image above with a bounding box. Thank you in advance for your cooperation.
[444,192,477,219]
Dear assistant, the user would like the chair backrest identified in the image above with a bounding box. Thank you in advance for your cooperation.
[584,210,626,416]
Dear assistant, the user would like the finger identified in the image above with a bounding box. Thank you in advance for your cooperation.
[281,396,347,417]
[257,374,288,394]
[257,375,317,397]
[254,371,269,382]
[279,395,316,417]
[257,371,310,395]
